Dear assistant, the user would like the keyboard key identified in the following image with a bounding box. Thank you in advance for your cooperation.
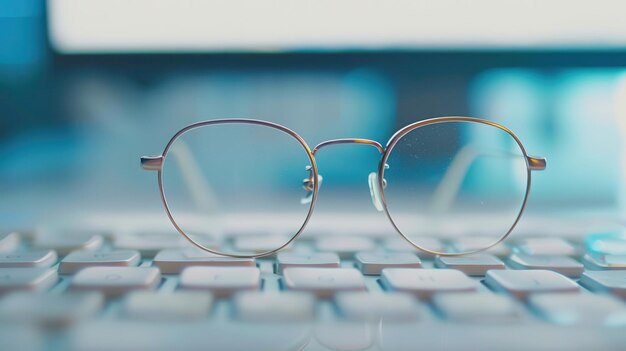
[59,250,141,274]
[432,293,522,323]
[529,293,626,326]
[583,254,626,270]
[591,239,626,256]
[232,235,292,255]
[33,234,103,256]
[115,231,215,255]
[585,231,626,256]
[355,252,421,275]
[275,252,340,274]
[600,254,626,268]
[580,271,626,298]
[384,237,444,258]
[113,231,190,257]
[335,292,420,321]
[484,270,580,299]
[0,292,104,327]
[381,268,477,299]
[449,237,510,257]
[0,268,58,293]
[282,267,366,298]
[179,267,260,297]
[122,291,213,321]
[234,291,315,321]
[315,237,375,258]
[434,254,505,276]
[507,254,584,278]
[153,249,255,274]
[592,241,626,257]
[514,238,578,257]
[0,232,20,252]
[0,250,57,268]
[70,267,161,296]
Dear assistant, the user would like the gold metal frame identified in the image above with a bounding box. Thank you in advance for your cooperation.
[143,119,319,259]
[379,116,543,256]
[141,116,546,258]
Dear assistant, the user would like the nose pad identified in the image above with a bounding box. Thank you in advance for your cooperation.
[368,172,385,212]
[301,166,323,205]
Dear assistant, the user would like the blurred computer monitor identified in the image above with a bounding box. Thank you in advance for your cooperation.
[48,1,626,53]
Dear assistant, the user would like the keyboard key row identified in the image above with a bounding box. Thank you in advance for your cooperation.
[4,261,626,303]
[1,231,600,264]
[2,246,624,284]
[3,288,625,326]
[386,237,581,258]
[13,226,607,255]
[1,267,626,326]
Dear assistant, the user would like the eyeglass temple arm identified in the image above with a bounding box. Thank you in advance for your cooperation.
[528,156,547,171]
[141,156,163,170]
[430,146,546,213]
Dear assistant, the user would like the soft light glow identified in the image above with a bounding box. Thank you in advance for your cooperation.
[48,0,626,53]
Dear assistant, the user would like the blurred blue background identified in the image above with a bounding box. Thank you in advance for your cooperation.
[2,0,626,226]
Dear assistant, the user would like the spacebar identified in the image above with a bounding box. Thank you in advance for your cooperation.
[69,321,311,351]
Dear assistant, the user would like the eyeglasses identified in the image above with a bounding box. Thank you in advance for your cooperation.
[141,117,546,258]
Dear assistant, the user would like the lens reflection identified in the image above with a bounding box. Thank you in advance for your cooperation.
[382,120,528,254]
[161,122,314,257]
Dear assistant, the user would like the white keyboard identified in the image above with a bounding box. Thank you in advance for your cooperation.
[1,228,626,351]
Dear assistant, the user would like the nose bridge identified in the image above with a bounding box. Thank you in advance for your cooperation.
[312,138,384,156]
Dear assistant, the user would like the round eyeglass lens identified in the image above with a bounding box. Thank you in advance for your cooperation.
[160,121,315,257]
[382,120,529,255]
